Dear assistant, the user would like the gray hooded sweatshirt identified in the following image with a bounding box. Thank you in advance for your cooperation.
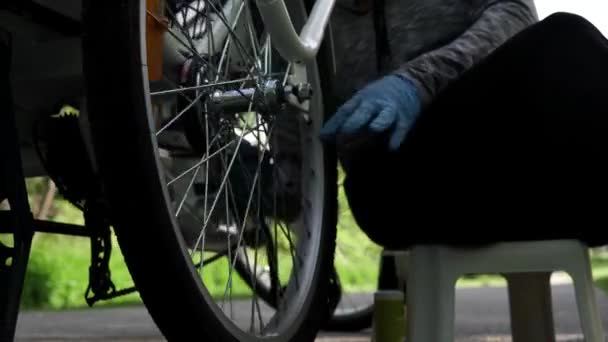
[329,0,539,108]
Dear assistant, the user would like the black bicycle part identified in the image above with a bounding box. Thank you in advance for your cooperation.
[32,100,99,210]
[0,213,91,237]
[0,1,82,36]
[31,100,137,307]
[0,31,35,342]
[84,201,137,307]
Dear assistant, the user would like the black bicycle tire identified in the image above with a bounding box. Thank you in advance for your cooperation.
[82,0,338,340]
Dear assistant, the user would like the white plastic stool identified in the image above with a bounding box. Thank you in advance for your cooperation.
[402,239,604,342]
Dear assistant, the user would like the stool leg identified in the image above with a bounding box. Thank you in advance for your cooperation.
[566,251,604,342]
[406,247,455,342]
[506,272,555,342]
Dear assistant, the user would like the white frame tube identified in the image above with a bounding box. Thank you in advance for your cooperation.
[255,0,335,62]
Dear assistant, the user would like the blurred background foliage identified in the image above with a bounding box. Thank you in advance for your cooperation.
[3,173,608,311]
[3,170,383,311]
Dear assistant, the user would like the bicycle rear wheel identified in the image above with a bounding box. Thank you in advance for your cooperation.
[83,0,337,340]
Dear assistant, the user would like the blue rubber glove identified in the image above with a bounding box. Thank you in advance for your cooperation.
[320,74,422,150]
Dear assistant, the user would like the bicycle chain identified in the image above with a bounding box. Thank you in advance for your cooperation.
[84,201,136,306]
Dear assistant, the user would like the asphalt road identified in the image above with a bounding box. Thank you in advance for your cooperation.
[14,284,608,341]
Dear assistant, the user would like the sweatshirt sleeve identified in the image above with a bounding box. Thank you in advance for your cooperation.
[397,0,539,107]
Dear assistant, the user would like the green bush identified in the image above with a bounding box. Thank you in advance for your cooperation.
[12,174,608,311]
[20,243,54,309]
[15,171,385,310]
[20,233,141,311]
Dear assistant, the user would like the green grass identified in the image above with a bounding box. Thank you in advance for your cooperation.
[10,178,138,310]
[591,253,608,295]
[20,233,141,311]
[18,231,264,310]
[10,169,383,311]
[13,177,248,309]
[12,174,608,311]
[591,252,608,278]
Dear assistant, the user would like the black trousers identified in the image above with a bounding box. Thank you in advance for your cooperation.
[341,13,608,249]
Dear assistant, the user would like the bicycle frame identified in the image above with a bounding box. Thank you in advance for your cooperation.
[161,0,335,69]
[255,0,335,63]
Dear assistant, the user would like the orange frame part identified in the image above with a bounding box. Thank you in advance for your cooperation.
[146,0,167,81]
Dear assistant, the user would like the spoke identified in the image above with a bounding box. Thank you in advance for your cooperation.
[167,141,234,186]
[251,146,266,333]
[164,12,210,68]
[204,0,218,79]
[174,155,203,217]
[278,221,299,288]
[195,107,213,277]
[174,0,245,85]
[218,141,264,283]
[206,0,263,78]
[173,0,261,88]
[273,188,280,307]
[179,3,208,34]
[152,1,312,335]
[203,109,211,225]
[246,6,262,73]
[188,121,261,255]
[166,119,266,186]
[155,1,267,133]
[218,157,264,329]
[222,48,232,80]
[181,203,204,226]
[166,3,256,103]
[231,139,270,331]
[223,156,235,318]
[165,6,215,71]
[221,155,243,236]
[282,62,292,86]
[172,0,268,108]
[236,247,266,334]
[200,221,207,275]
[153,76,196,105]
[151,77,252,96]
[191,1,206,38]
[249,229,259,331]
[223,128,277,331]
[215,0,247,81]
[196,0,205,36]
[212,127,250,247]
[156,91,205,135]
[264,37,271,76]
[191,250,227,268]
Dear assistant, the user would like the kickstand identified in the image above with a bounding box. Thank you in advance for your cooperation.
[0,32,35,341]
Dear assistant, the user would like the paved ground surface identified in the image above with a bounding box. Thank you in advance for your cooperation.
[14,284,608,341]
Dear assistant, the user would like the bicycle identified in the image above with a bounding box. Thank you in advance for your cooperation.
[83,0,340,339]
[0,0,377,340]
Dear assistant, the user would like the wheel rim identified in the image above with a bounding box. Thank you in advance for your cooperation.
[139,0,327,338]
